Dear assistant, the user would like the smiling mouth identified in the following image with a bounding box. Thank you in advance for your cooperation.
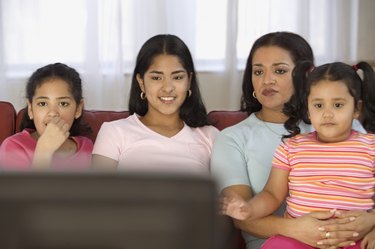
[160,97,175,101]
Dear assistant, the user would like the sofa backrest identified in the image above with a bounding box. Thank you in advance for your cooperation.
[14,108,248,142]
[208,110,248,131]
[0,101,17,144]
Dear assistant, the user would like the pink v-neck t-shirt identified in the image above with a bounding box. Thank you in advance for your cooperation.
[92,114,219,174]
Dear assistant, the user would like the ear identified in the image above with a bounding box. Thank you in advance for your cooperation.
[27,100,33,120]
[75,99,84,119]
[136,74,145,92]
[353,100,362,120]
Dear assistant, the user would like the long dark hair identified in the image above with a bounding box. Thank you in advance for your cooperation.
[128,34,210,127]
[20,62,91,136]
[241,31,314,114]
[284,61,375,137]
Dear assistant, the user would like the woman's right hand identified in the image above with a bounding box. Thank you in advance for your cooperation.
[283,210,357,249]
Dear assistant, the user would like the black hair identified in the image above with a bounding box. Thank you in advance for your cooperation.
[20,62,91,136]
[284,61,375,137]
[241,31,314,114]
[128,34,210,127]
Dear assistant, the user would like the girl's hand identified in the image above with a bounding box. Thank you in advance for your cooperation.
[32,117,70,169]
[37,117,70,153]
[220,191,252,220]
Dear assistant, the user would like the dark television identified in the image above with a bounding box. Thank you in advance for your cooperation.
[0,172,220,249]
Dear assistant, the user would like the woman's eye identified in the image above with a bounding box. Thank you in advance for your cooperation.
[275,69,287,74]
[253,70,263,76]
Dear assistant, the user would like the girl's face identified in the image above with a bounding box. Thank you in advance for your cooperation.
[251,46,295,113]
[308,80,360,143]
[137,54,191,118]
[27,78,83,136]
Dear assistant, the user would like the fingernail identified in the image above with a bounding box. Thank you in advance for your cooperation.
[318,227,325,231]
[349,216,356,221]
[330,209,336,213]
[353,232,359,237]
[350,242,356,246]
[317,241,323,245]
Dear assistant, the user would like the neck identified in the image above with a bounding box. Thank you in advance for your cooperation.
[257,109,288,124]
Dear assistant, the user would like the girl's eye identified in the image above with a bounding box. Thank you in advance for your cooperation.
[334,103,344,108]
[174,75,185,80]
[313,103,322,109]
[151,75,162,80]
[37,102,47,107]
[59,102,70,107]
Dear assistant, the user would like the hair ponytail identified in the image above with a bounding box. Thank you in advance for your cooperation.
[356,61,375,133]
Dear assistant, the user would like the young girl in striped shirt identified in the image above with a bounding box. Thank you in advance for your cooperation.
[221,61,375,249]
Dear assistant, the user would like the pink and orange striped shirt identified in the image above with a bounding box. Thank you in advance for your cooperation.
[272,130,375,218]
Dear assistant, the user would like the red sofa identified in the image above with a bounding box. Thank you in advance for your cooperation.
[1,101,248,249]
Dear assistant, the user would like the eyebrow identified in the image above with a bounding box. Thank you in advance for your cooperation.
[34,96,72,100]
[252,62,290,67]
[148,70,187,75]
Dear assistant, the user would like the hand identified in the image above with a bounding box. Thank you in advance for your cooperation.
[37,117,70,153]
[32,117,70,169]
[220,191,252,220]
[361,226,375,249]
[282,210,355,248]
[316,209,375,248]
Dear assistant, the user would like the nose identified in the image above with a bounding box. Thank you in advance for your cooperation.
[162,78,175,92]
[263,71,276,85]
[47,104,59,117]
[322,108,334,118]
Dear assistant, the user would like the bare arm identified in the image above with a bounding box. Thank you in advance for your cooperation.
[91,154,118,170]
[222,184,358,248]
[32,117,70,169]
[222,167,289,220]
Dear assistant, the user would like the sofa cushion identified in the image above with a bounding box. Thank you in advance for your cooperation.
[0,101,17,144]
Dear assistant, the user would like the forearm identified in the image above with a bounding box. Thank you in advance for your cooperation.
[234,214,291,238]
[246,191,283,220]
[32,147,54,169]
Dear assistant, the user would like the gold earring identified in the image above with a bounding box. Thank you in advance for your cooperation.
[252,91,256,99]
[140,91,146,100]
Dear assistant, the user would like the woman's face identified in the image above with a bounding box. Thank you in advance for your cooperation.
[137,54,191,118]
[251,46,295,113]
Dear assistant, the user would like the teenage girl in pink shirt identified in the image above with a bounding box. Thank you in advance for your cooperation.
[0,63,93,170]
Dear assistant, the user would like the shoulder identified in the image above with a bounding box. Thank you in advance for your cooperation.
[195,125,219,138]
[72,136,94,150]
[1,130,34,148]
[216,114,256,139]
[99,114,140,133]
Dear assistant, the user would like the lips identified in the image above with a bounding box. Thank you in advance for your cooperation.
[262,88,278,96]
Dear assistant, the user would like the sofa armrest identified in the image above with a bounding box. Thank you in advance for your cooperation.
[0,101,17,144]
